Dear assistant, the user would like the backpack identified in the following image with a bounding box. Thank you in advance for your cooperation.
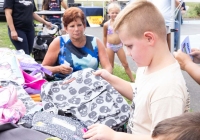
[32,111,87,140]
[41,68,130,131]
[0,123,50,140]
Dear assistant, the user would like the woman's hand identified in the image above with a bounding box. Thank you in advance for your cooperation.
[59,64,73,74]
[83,124,116,140]
[44,21,52,29]
[190,48,200,64]
[173,49,193,70]
[10,30,18,41]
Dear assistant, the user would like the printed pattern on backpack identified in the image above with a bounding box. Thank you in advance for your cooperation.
[32,111,87,140]
[41,68,130,130]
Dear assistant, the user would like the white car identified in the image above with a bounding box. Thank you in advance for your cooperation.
[0,0,5,19]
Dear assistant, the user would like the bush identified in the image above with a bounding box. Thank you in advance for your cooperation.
[194,4,200,16]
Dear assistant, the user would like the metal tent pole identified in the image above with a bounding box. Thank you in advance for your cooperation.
[171,0,175,53]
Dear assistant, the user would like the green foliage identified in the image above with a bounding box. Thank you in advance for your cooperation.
[194,4,200,16]
[184,2,200,18]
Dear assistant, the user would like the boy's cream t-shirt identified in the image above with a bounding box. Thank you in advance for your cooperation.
[128,61,190,135]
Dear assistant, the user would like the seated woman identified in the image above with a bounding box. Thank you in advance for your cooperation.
[42,7,112,79]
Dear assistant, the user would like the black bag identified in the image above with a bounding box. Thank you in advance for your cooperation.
[0,123,50,140]
[32,111,87,140]
[37,35,55,46]
[32,48,47,62]
[32,35,55,62]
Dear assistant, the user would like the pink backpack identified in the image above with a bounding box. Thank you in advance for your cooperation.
[0,86,26,124]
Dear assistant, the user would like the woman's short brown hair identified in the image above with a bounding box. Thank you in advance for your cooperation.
[63,7,86,27]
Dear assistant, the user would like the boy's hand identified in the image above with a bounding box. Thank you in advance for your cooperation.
[83,124,116,140]
[173,49,193,70]
[93,69,111,81]
[190,48,200,64]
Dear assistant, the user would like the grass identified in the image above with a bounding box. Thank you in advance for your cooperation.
[0,22,14,48]
[184,2,200,18]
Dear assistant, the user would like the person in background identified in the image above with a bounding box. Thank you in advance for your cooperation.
[181,1,186,24]
[152,112,200,140]
[83,1,189,140]
[148,0,181,51]
[42,0,67,29]
[42,7,112,80]
[174,48,200,85]
[4,0,52,55]
[103,2,135,82]
[174,1,186,51]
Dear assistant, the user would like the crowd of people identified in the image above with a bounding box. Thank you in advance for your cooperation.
[3,0,200,139]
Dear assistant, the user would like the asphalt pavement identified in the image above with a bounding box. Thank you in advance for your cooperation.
[85,20,200,112]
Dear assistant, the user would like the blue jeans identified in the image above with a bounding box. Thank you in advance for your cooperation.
[8,27,35,55]
[174,20,180,51]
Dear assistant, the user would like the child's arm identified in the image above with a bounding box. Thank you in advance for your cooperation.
[94,69,134,100]
[103,22,108,48]
[83,124,153,140]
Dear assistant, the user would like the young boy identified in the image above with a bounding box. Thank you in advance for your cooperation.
[83,1,189,140]
[152,112,200,140]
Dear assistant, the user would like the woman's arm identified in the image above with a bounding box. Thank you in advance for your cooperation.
[96,38,112,73]
[174,49,200,85]
[33,12,52,28]
[42,37,73,75]
[184,61,200,85]
[61,0,68,9]
[4,9,18,41]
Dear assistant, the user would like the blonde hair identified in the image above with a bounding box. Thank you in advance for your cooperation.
[107,2,121,12]
[114,1,166,40]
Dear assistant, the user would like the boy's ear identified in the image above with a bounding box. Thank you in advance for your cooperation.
[143,32,155,45]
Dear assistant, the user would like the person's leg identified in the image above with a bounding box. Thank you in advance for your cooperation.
[8,28,30,54]
[26,29,35,55]
[174,20,180,51]
[117,47,135,82]
[181,15,183,25]
[106,47,115,68]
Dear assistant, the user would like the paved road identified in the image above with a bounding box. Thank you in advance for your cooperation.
[85,22,200,112]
